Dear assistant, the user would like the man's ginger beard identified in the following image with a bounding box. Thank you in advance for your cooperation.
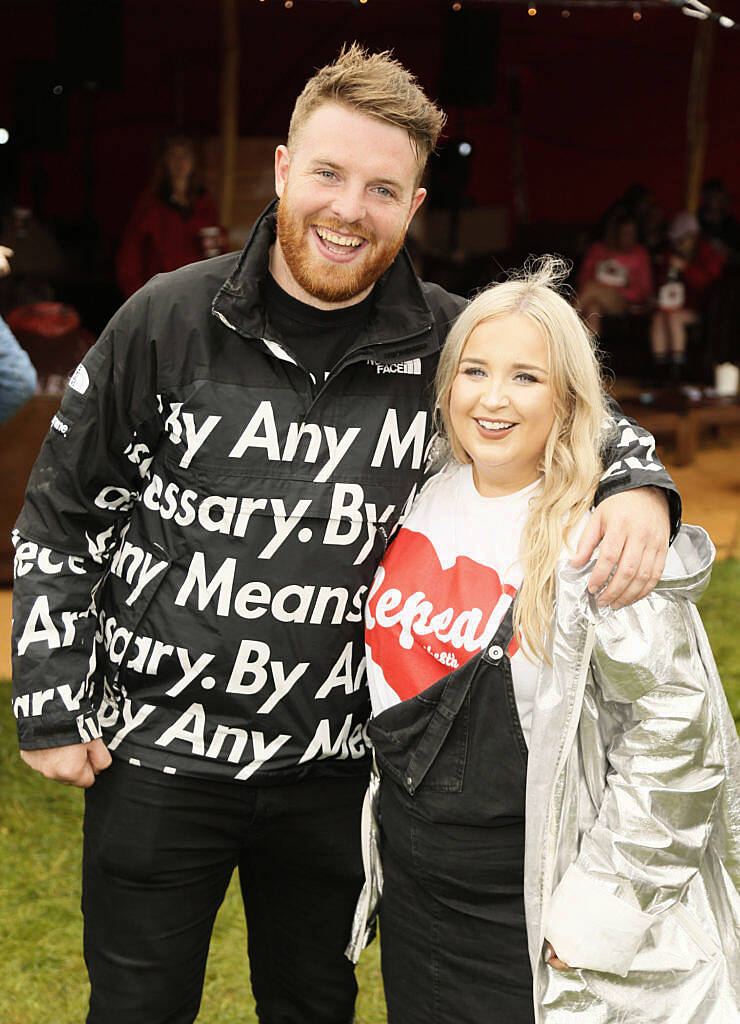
[276,193,408,303]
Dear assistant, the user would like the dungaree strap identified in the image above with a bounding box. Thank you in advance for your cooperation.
[404,602,516,795]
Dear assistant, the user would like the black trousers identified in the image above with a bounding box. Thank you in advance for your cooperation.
[82,760,367,1024]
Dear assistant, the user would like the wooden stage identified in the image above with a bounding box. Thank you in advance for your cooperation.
[620,394,740,468]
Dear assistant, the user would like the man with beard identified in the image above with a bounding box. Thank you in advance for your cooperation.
[12,45,678,1024]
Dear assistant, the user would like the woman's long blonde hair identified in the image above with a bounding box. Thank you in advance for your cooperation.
[435,257,609,661]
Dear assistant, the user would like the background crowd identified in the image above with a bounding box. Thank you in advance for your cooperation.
[1,162,739,424]
[576,178,739,384]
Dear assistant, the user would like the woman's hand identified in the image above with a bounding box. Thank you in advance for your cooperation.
[543,942,572,971]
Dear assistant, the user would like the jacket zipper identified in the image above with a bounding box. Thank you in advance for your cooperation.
[212,308,434,370]
[311,324,434,407]
[213,306,435,412]
[212,308,317,404]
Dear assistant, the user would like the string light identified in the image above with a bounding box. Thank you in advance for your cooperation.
[281,0,737,28]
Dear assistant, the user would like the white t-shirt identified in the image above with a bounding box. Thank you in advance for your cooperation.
[365,462,541,745]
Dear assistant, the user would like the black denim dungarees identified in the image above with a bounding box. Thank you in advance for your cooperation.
[368,606,534,1024]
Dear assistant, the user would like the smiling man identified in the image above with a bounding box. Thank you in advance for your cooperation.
[272,101,426,307]
[11,45,679,1024]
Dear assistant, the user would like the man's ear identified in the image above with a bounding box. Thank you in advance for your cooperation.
[406,187,427,230]
[274,145,290,198]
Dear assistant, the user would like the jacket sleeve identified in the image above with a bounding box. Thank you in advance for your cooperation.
[545,594,725,976]
[0,314,37,425]
[11,291,162,750]
[595,403,682,541]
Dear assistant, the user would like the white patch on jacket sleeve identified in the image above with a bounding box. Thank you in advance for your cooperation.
[68,363,90,394]
[51,414,70,436]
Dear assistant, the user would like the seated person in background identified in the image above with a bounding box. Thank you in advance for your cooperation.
[577,210,653,336]
[116,135,222,298]
[607,184,666,262]
[0,245,37,425]
[650,211,725,382]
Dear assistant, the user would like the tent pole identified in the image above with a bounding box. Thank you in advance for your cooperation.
[685,19,716,215]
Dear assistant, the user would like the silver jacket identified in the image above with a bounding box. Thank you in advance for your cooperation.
[530,524,740,1022]
[349,525,740,1023]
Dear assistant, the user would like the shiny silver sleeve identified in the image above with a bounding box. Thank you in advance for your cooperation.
[575,593,725,918]
[345,762,383,963]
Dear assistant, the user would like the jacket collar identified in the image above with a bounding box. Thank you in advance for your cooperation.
[211,201,437,359]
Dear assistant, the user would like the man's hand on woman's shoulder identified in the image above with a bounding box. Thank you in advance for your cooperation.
[573,487,670,610]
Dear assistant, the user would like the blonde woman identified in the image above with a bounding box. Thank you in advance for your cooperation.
[349,258,740,1023]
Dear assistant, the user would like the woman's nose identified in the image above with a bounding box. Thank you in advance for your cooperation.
[480,380,510,409]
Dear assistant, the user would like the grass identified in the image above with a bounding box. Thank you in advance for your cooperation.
[1,559,738,1022]
[0,727,386,1024]
[694,560,740,726]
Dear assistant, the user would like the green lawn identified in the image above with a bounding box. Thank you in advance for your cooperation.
[1,560,738,1023]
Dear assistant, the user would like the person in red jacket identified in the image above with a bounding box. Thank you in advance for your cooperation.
[116,135,222,298]
[577,211,653,336]
[650,211,726,382]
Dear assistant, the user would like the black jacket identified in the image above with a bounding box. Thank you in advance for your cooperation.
[11,204,680,783]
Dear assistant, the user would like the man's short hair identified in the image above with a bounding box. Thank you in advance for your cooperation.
[288,43,446,184]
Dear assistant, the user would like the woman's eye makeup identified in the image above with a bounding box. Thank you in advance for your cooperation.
[459,364,541,383]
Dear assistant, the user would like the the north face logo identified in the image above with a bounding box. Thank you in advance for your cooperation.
[371,359,422,375]
[68,363,90,395]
